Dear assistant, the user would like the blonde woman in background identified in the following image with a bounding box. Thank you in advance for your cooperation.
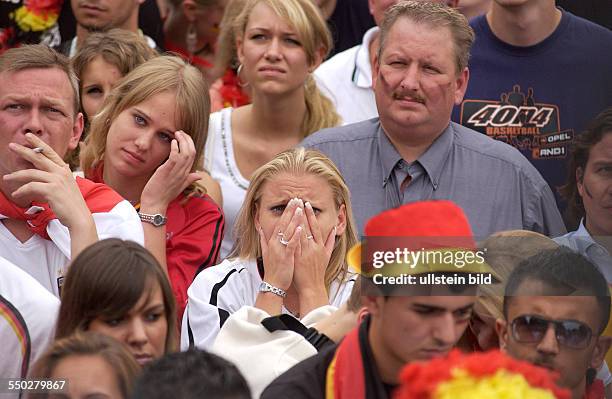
[205,0,340,259]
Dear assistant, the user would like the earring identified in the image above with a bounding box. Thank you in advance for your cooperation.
[186,22,198,55]
[236,64,249,88]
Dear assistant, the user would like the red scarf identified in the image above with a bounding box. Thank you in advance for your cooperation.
[0,177,123,240]
[326,325,366,399]
[585,379,605,399]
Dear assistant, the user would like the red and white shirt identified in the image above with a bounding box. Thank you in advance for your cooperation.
[0,178,144,296]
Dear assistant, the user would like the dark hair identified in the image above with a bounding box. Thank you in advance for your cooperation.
[503,247,610,333]
[131,349,251,399]
[56,239,177,352]
[28,332,140,399]
[559,107,612,228]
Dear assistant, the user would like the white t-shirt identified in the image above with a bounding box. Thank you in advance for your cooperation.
[181,257,355,350]
[314,27,379,125]
[0,256,59,384]
[204,107,249,260]
[0,200,144,297]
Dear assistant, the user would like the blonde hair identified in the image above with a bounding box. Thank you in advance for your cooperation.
[234,0,340,135]
[80,55,210,196]
[477,230,559,320]
[232,148,358,291]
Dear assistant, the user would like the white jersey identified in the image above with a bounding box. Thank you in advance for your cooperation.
[0,256,59,384]
[0,200,144,297]
[181,257,355,350]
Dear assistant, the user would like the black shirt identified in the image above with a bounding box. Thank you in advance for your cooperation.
[261,316,396,399]
[327,0,375,57]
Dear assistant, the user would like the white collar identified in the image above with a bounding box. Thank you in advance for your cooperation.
[353,27,380,89]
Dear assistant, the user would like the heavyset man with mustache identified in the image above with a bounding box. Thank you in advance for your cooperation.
[301,1,565,239]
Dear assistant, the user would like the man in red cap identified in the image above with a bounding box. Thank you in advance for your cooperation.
[261,200,493,399]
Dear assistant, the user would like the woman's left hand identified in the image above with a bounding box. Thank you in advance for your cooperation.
[140,131,200,212]
[293,201,336,313]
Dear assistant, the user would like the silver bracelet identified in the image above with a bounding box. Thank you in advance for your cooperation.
[259,281,287,298]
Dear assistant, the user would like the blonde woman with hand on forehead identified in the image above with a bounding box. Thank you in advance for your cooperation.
[204,0,340,260]
[80,56,224,321]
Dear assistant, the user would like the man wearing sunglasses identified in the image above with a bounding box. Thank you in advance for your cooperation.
[497,247,611,399]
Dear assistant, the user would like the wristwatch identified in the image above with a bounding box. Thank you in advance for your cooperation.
[259,281,287,298]
[138,212,167,227]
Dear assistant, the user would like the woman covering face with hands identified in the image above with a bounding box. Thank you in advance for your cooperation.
[181,148,358,350]
[80,56,224,320]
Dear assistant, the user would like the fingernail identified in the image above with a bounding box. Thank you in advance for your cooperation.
[305,202,312,210]
[295,207,303,215]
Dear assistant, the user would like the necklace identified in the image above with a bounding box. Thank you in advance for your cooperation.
[220,109,249,191]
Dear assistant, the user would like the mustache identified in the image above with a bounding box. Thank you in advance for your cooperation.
[392,91,426,103]
[378,72,426,104]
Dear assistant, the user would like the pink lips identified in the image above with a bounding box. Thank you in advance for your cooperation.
[259,66,286,74]
[122,149,145,164]
[133,354,153,365]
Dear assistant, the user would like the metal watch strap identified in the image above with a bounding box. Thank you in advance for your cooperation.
[138,212,167,227]
[259,281,287,298]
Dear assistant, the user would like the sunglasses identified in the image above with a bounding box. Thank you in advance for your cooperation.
[511,314,593,349]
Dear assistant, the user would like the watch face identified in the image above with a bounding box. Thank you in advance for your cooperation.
[153,214,165,226]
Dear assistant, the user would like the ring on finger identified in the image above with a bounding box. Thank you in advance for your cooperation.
[32,147,44,154]
[279,237,290,246]
[277,230,285,237]
[306,235,314,240]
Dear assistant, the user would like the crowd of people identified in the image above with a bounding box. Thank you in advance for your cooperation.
[1,0,612,398]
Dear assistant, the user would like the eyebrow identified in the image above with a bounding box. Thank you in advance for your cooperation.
[138,302,165,314]
[132,107,176,135]
[247,27,298,36]
[591,160,612,166]
[412,303,473,313]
